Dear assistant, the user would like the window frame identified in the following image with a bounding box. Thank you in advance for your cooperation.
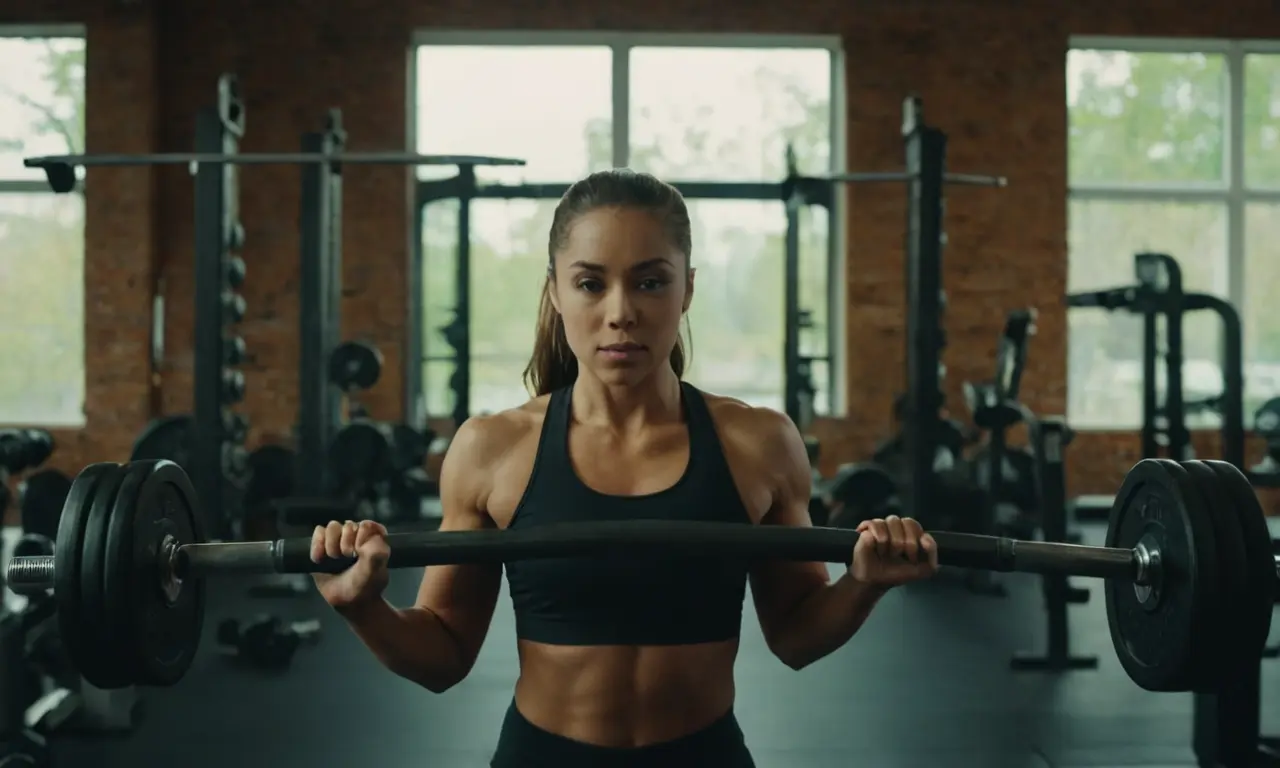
[406,30,846,423]
[1068,36,1280,431]
[0,24,87,427]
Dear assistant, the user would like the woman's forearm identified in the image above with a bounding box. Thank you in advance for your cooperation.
[339,598,467,693]
[773,573,887,670]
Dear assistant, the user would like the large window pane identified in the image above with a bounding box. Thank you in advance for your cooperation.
[0,192,84,424]
[684,200,787,408]
[0,36,85,182]
[469,200,556,414]
[1244,203,1280,424]
[1245,54,1280,189]
[420,199,461,418]
[414,46,612,184]
[629,48,830,181]
[1067,199,1227,429]
[797,205,830,415]
[1067,50,1226,186]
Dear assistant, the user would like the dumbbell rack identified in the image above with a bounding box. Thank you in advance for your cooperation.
[191,74,251,539]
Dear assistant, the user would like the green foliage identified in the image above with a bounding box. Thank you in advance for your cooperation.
[0,38,87,425]
[421,53,833,415]
[1067,49,1280,429]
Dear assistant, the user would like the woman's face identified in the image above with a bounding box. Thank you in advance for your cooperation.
[550,206,694,388]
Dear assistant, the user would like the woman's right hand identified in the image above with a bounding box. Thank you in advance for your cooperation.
[310,520,391,610]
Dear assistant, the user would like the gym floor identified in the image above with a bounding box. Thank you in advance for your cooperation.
[49,520,1280,768]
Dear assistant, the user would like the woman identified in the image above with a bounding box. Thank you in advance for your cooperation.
[310,169,939,767]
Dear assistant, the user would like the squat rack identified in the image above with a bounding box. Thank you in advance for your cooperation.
[783,97,1007,521]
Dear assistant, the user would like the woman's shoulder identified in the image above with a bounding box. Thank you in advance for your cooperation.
[447,395,552,460]
[695,388,796,443]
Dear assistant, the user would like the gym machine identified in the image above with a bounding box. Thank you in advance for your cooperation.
[1251,398,1280,487]
[964,309,1040,539]
[1067,252,1247,518]
[295,109,347,501]
[131,74,252,538]
[1009,417,1097,672]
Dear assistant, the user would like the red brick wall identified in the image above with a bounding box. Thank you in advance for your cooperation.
[5,0,1279,517]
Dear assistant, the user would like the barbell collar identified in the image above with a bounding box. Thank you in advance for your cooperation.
[24,152,527,169]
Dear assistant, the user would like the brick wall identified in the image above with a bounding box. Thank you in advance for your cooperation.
[4,0,1279,516]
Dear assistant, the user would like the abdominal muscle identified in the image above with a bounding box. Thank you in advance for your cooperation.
[512,639,739,747]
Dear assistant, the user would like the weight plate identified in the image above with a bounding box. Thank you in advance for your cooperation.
[823,464,898,528]
[391,423,430,471]
[101,461,155,689]
[327,421,395,496]
[242,445,296,514]
[327,341,383,392]
[54,464,115,692]
[12,533,53,560]
[19,469,72,540]
[1180,460,1249,691]
[130,415,195,469]
[1203,460,1275,671]
[130,461,205,687]
[78,464,131,690]
[1104,458,1220,692]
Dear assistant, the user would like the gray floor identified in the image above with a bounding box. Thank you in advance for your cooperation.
[49,522,1276,767]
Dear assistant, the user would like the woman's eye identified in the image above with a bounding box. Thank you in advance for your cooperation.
[638,278,669,291]
[577,278,604,293]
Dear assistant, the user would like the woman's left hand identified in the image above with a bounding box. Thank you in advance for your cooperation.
[850,515,939,588]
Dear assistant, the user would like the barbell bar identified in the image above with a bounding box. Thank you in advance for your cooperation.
[24,152,527,193]
[24,152,527,168]
[820,171,1009,187]
[4,457,1274,696]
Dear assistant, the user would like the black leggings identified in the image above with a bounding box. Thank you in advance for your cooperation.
[490,701,756,768]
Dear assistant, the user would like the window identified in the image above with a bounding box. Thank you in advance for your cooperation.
[0,29,86,426]
[1066,41,1280,431]
[412,34,842,420]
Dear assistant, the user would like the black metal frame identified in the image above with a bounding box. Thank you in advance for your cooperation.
[408,176,835,427]
[1066,252,1246,471]
[296,111,348,497]
[900,98,948,524]
[191,76,245,537]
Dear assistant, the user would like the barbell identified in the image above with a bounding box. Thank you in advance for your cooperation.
[23,152,526,193]
[5,457,1275,695]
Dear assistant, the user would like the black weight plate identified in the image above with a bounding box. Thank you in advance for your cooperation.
[1180,460,1249,691]
[1105,459,1219,692]
[130,461,205,686]
[242,445,296,514]
[13,533,53,560]
[130,415,195,470]
[391,423,429,471]
[101,461,155,689]
[1203,460,1275,670]
[328,341,383,391]
[78,463,131,690]
[19,469,72,540]
[327,421,395,496]
[53,464,115,690]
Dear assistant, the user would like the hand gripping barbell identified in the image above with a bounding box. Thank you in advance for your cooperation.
[5,458,1275,694]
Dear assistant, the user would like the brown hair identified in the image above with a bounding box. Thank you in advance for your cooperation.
[523,169,693,396]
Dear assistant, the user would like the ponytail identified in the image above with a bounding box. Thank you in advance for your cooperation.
[523,280,578,396]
